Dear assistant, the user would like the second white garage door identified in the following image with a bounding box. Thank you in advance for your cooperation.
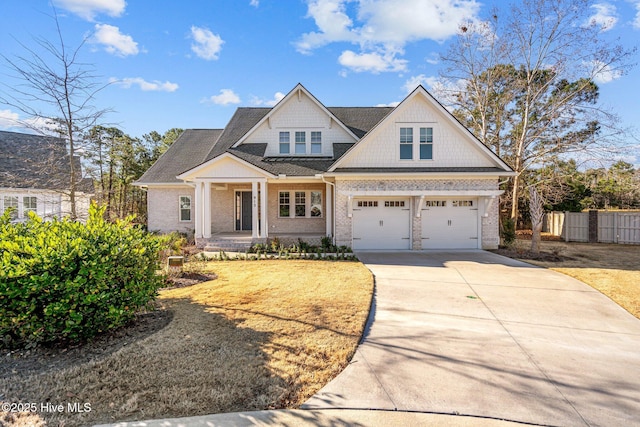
[421,198,479,249]
[352,198,411,250]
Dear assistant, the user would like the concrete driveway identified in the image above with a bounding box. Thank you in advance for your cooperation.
[302,251,640,426]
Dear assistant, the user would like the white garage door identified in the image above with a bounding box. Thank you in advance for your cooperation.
[353,198,411,250]
[421,199,479,249]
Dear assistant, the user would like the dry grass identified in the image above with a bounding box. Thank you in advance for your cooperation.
[507,239,640,319]
[1,260,373,427]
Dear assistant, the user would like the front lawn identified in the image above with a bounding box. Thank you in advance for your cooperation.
[1,260,373,427]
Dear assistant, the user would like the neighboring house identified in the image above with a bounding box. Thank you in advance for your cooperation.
[135,84,514,250]
[0,130,93,222]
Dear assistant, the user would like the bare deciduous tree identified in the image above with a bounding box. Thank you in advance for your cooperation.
[438,0,636,225]
[0,10,109,220]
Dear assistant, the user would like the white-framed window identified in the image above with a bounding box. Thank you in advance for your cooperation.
[311,131,322,154]
[310,190,322,217]
[295,131,306,154]
[279,190,323,218]
[357,200,378,207]
[295,191,306,216]
[279,192,291,217]
[179,196,191,222]
[420,127,433,160]
[279,132,290,154]
[23,196,37,216]
[3,195,19,220]
[384,200,405,207]
[400,127,413,160]
[425,200,446,207]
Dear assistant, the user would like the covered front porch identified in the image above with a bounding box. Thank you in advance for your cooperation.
[191,177,334,247]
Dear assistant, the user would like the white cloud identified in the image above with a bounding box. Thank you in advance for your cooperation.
[0,109,19,128]
[375,101,400,107]
[250,0,260,6]
[585,3,618,31]
[634,1,640,29]
[296,0,480,72]
[592,61,623,84]
[338,50,407,73]
[190,26,224,60]
[205,89,241,105]
[93,24,139,57]
[402,75,438,93]
[251,92,286,107]
[53,0,125,21]
[110,77,179,92]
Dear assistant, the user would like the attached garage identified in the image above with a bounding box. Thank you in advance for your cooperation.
[421,198,479,249]
[352,198,411,250]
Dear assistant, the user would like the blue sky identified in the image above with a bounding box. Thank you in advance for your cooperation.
[1,0,639,164]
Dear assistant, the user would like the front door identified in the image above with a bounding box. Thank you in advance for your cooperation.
[235,191,252,231]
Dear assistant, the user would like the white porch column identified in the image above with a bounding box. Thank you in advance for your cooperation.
[325,182,332,237]
[251,180,259,238]
[194,181,203,238]
[260,181,267,238]
[203,181,211,238]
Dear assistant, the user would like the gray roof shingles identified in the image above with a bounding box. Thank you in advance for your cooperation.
[136,106,392,183]
[0,130,93,193]
[136,105,505,184]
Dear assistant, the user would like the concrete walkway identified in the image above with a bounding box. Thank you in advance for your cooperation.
[97,250,640,426]
[303,251,640,426]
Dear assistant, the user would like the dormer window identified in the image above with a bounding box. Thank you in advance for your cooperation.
[279,132,290,154]
[295,131,306,154]
[278,130,323,155]
[311,131,322,154]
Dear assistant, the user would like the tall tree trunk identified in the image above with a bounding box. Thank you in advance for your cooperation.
[529,186,544,254]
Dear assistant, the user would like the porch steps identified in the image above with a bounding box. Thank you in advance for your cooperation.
[201,237,253,252]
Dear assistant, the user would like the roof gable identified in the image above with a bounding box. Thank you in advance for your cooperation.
[330,86,513,173]
[177,152,274,180]
[231,84,360,149]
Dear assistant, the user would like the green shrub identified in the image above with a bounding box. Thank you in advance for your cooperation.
[0,204,165,348]
[501,217,517,247]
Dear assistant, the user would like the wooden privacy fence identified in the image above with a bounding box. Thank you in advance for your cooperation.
[544,211,640,244]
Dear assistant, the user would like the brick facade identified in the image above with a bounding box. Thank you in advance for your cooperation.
[334,177,500,249]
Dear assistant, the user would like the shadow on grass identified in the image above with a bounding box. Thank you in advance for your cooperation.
[1,297,288,427]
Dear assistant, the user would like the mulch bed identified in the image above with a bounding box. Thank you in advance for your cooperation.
[162,272,218,289]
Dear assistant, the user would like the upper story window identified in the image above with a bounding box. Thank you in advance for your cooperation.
[311,131,322,154]
[277,131,323,155]
[279,132,290,154]
[399,125,434,161]
[400,127,413,160]
[295,131,306,154]
[420,127,433,160]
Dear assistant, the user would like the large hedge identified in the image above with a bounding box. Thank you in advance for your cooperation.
[0,205,164,348]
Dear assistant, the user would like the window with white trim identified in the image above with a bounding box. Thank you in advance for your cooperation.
[279,132,290,154]
[310,131,322,154]
[420,127,433,160]
[295,131,306,154]
[400,127,413,160]
[179,196,191,221]
[23,196,37,216]
[279,190,323,218]
[279,192,291,217]
[452,200,474,207]
[3,196,18,220]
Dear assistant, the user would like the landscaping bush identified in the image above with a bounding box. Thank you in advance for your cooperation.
[0,204,165,348]
[500,217,517,247]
